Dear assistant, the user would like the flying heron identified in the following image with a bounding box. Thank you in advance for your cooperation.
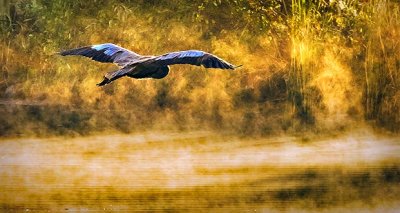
[60,43,240,86]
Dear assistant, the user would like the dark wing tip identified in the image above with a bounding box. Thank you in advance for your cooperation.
[58,50,70,56]
[59,51,71,56]
[59,46,91,56]
[201,53,237,70]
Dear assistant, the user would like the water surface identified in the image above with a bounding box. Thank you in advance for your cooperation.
[1,132,399,212]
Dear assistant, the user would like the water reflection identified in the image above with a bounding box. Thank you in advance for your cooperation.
[0,132,399,211]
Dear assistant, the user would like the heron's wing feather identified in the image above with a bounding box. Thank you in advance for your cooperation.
[60,43,141,66]
[149,50,236,69]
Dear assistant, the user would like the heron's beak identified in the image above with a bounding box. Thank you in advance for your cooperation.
[233,65,243,69]
[96,77,110,87]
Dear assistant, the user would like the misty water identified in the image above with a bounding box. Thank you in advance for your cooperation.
[1,131,399,212]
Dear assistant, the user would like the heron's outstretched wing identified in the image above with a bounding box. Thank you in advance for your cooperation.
[59,43,141,66]
[149,50,237,69]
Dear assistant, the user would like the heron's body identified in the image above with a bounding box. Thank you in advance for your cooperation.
[59,43,239,86]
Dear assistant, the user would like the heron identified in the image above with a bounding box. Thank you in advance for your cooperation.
[59,43,240,86]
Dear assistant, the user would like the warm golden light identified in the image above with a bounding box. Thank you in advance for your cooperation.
[0,0,399,211]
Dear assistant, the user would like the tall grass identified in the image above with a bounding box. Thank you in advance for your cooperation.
[288,0,319,125]
[287,0,361,129]
[363,1,400,131]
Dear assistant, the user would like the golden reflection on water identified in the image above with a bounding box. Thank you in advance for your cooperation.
[0,132,399,212]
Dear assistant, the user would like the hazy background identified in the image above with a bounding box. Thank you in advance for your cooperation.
[0,0,398,137]
[1,1,400,212]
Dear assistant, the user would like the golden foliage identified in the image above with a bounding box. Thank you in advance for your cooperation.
[0,0,399,136]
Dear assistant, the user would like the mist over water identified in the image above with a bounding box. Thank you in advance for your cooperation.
[0,132,399,211]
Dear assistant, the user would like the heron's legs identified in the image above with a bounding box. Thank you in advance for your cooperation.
[97,69,128,86]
